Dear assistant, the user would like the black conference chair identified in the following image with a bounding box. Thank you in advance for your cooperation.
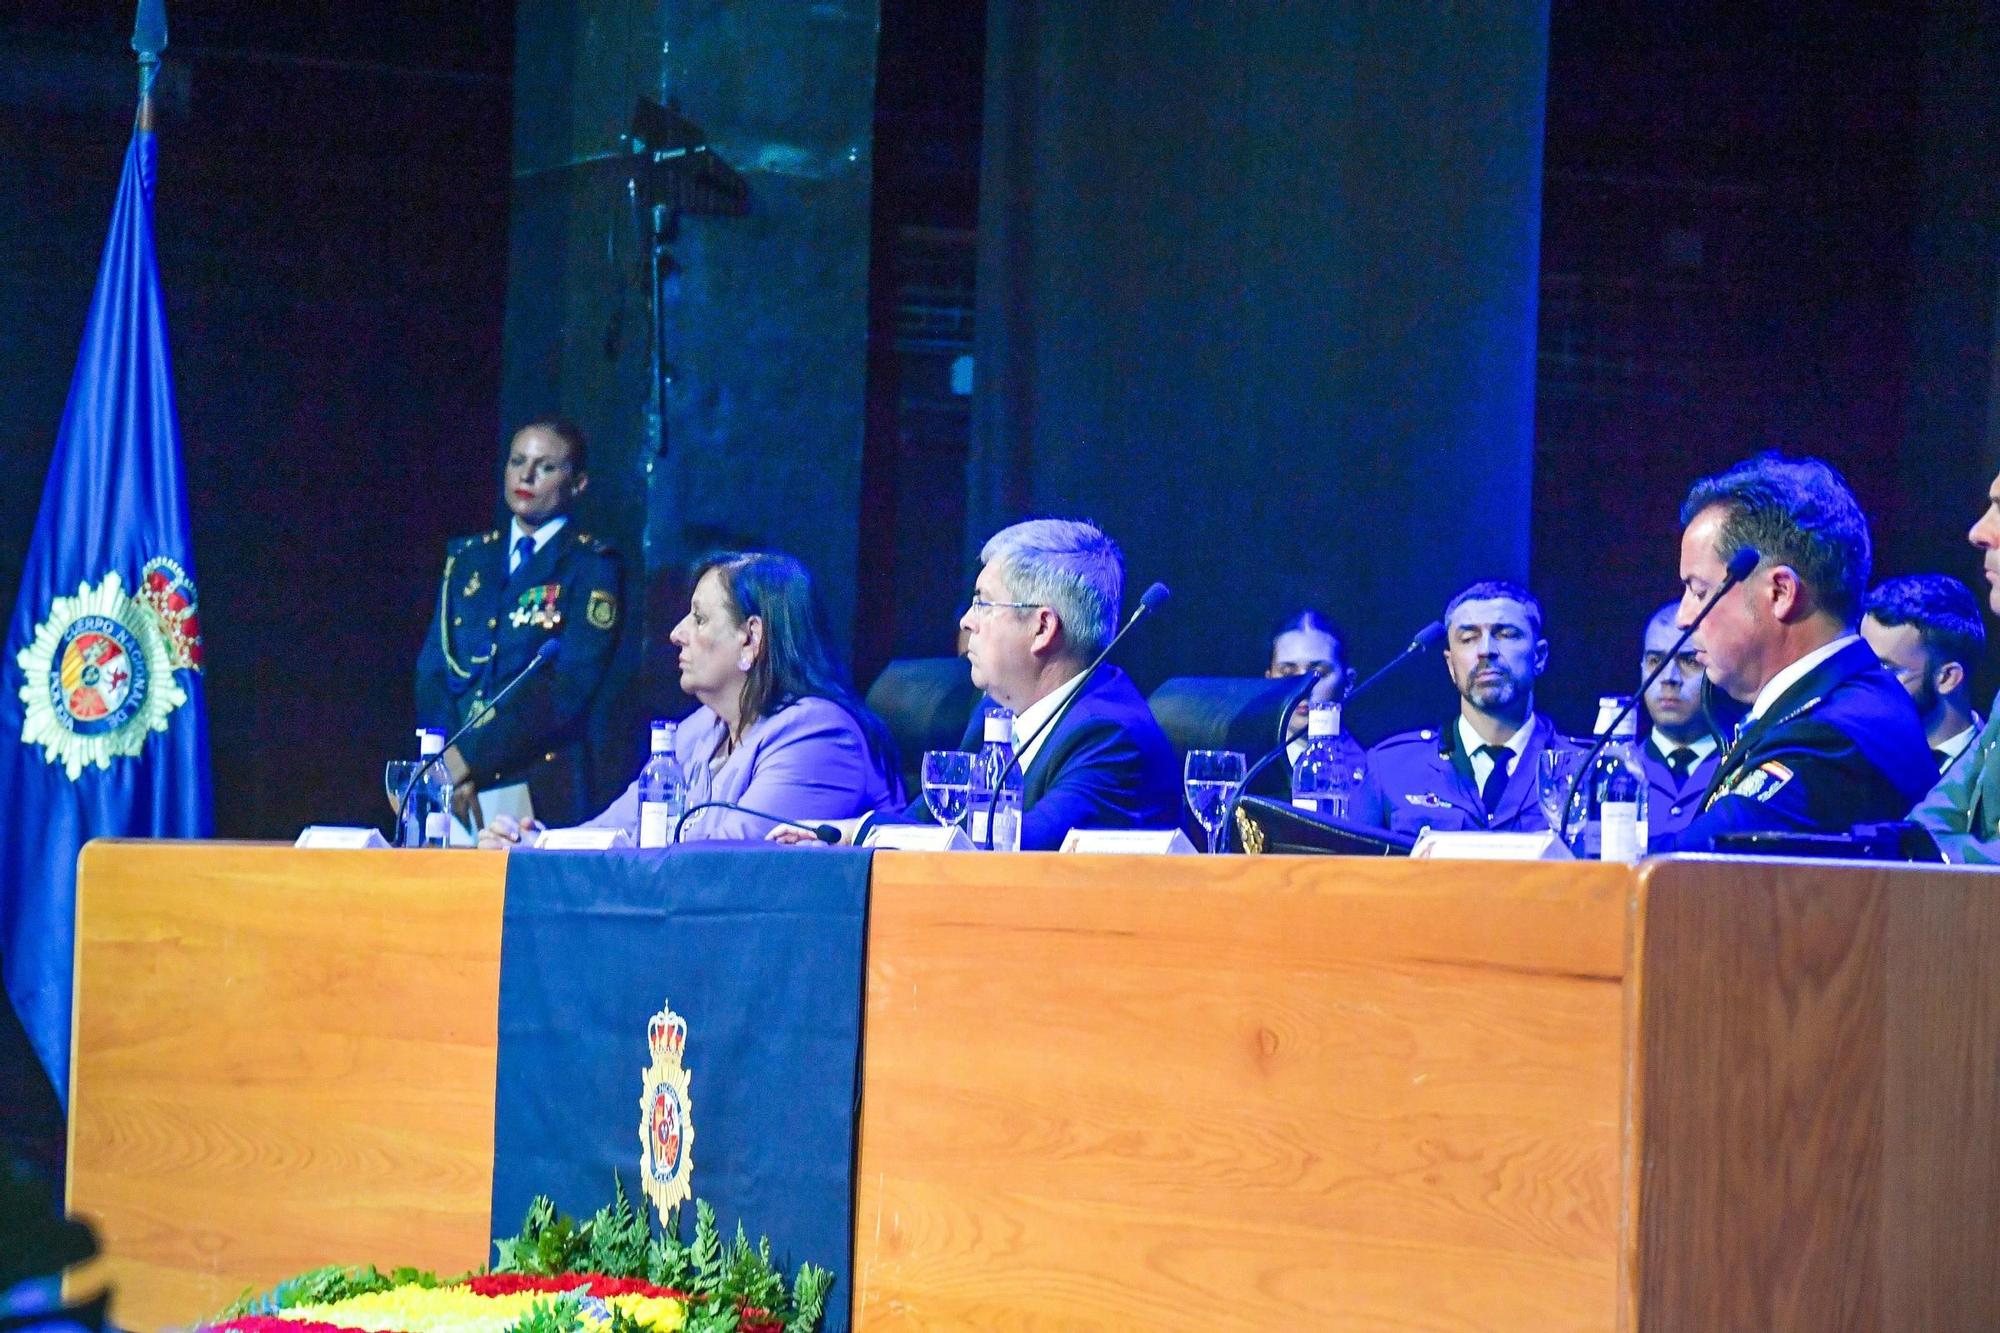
[1146,675,1299,762]
[864,656,983,799]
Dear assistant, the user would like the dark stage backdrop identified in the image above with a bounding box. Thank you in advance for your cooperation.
[967,0,1551,737]
[504,0,882,789]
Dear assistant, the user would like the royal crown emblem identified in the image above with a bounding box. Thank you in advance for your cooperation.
[15,567,195,779]
[637,1000,695,1225]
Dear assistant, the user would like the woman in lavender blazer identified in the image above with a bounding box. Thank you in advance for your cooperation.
[479,550,902,845]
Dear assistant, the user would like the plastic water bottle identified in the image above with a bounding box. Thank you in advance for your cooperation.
[970,709,1023,851]
[637,719,686,849]
[410,728,452,848]
[1582,695,1648,861]
[1291,701,1357,819]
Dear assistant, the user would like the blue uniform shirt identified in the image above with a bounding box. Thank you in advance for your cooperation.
[1353,713,1578,838]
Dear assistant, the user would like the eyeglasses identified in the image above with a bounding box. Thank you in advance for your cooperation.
[965,597,1043,618]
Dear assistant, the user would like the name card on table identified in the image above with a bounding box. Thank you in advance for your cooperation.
[1060,828,1197,855]
[294,826,390,849]
[534,827,633,851]
[864,823,974,851]
[1409,829,1573,861]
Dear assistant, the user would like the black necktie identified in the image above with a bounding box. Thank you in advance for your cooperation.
[1932,747,1949,769]
[1478,744,1513,819]
[1668,747,1697,780]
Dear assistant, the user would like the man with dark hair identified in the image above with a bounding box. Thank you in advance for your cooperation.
[1911,474,2000,862]
[1637,601,1721,840]
[1860,574,1985,772]
[1353,579,1577,837]
[414,417,622,834]
[1659,454,1932,852]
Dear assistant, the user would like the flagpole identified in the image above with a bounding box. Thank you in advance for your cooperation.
[132,0,167,130]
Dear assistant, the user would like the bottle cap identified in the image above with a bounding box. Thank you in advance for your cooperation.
[1307,701,1342,738]
[1592,695,1633,737]
[649,718,675,753]
[984,710,1015,744]
[417,727,445,757]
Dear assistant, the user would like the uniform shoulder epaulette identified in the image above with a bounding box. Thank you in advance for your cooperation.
[1372,726,1439,748]
[573,530,617,556]
[450,529,500,553]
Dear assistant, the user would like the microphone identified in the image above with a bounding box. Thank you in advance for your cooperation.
[672,799,841,845]
[1558,546,1762,844]
[980,581,1171,849]
[1284,618,1447,748]
[399,638,563,831]
[1228,617,1447,851]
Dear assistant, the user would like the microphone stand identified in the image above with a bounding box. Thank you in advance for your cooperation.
[1224,621,1445,852]
[673,800,840,845]
[1558,547,1761,847]
[397,641,561,842]
[980,583,1171,849]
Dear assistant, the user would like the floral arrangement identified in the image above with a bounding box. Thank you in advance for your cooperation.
[203,1185,832,1333]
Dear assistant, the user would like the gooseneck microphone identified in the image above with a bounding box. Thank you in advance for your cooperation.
[672,799,841,845]
[980,581,1172,850]
[1227,618,1447,851]
[1558,546,1762,844]
[399,637,564,830]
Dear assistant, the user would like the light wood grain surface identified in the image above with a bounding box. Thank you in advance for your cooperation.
[854,852,1634,1330]
[1629,857,2000,1332]
[66,841,506,1331]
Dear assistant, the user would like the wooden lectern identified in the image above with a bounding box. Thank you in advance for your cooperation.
[67,844,2000,1330]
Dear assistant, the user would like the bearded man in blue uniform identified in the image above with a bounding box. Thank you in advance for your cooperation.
[414,417,623,832]
[1655,454,1932,852]
[1353,580,1579,838]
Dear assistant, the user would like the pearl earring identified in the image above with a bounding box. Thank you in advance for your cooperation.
[738,654,753,672]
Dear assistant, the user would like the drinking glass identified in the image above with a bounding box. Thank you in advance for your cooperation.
[383,760,423,847]
[1537,744,1588,846]
[921,750,974,831]
[1184,749,1247,854]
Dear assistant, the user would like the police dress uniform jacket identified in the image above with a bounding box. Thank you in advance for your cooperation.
[1655,639,1934,853]
[1639,737,1721,843]
[897,666,1180,850]
[1910,694,2000,863]
[414,524,622,827]
[1353,713,1575,838]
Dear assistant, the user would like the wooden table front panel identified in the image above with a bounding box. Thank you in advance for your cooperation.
[66,842,507,1331]
[853,853,1634,1331]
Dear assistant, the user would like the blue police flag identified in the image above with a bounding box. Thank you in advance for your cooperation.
[0,123,211,1106]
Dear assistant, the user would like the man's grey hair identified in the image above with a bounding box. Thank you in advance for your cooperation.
[981,518,1124,659]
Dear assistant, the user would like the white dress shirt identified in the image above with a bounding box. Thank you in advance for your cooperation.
[1011,669,1089,775]
[1457,714,1533,792]
[509,514,566,573]
[1745,634,1859,723]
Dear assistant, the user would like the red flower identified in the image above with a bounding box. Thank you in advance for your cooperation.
[461,1274,691,1301]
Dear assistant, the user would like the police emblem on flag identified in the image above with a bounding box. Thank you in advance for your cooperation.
[15,569,194,779]
[638,1000,696,1224]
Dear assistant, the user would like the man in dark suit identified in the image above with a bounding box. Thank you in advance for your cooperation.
[1656,454,1933,852]
[414,417,622,832]
[1635,600,1721,841]
[1860,574,1985,774]
[1352,580,1580,838]
[870,518,1179,849]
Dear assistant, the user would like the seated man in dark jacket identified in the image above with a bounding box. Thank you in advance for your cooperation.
[1656,454,1934,852]
[793,518,1179,850]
